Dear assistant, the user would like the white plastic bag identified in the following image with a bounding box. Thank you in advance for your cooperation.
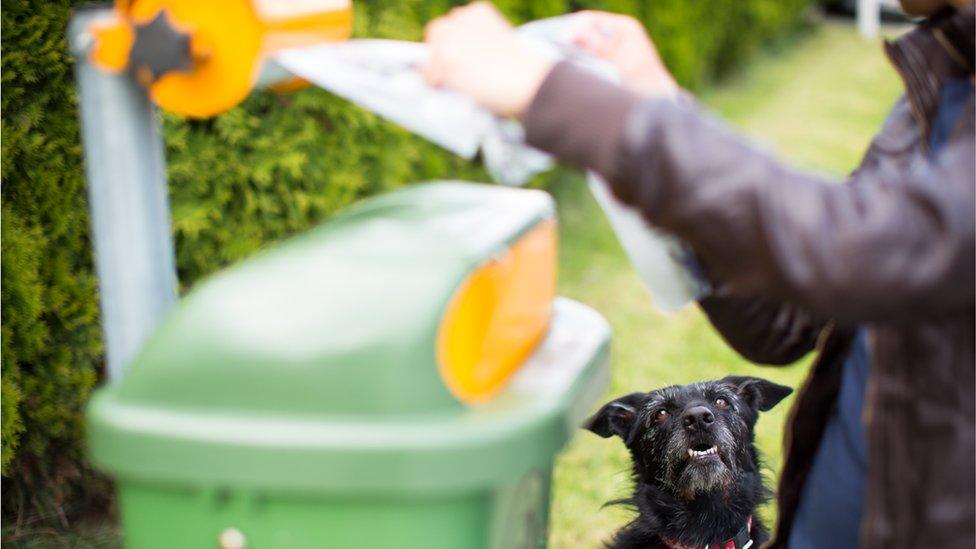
[275,40,553,186]
[274,15,710,310]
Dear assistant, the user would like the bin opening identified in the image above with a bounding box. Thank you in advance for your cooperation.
[437,220,556,404]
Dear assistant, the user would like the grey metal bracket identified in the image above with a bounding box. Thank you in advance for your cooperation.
[68,6,178,381]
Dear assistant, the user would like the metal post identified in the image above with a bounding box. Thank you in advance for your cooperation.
[857,0,881,39]
[68,8,178,381]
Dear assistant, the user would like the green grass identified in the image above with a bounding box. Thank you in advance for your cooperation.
[547,20,903,548]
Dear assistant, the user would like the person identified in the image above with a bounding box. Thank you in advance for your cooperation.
[422,2,975,548]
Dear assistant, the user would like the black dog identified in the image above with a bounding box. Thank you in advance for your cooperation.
[585,376,792,549]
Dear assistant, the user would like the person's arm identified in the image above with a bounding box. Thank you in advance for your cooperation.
[566,10,828,362]
[699,291,824,366]
[523,62,975,323]
[422,3,975,323]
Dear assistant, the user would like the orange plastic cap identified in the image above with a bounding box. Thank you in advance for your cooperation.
[437,220,557,404]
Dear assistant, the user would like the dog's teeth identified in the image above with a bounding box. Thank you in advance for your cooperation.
[688,446,719,458]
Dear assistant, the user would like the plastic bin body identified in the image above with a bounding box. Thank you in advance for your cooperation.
[86,182,610,548]
[118,472,549,548]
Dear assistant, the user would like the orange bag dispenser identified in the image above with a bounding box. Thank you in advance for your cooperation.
[87,0,353,117]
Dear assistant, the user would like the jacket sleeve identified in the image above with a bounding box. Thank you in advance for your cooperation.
[524,62,975,323]
[698,291,824,365]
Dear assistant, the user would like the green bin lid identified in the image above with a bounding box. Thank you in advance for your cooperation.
[86,182,610,495]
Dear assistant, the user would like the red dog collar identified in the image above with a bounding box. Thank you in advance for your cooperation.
[661,515,753,549]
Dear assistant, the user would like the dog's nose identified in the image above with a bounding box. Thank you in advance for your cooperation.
[682,406,715,431]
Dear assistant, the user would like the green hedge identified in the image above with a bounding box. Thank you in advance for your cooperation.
[1,0,811,528]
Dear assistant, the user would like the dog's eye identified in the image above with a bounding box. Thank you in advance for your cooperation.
[654,409,669,422]
[714,398,730,409]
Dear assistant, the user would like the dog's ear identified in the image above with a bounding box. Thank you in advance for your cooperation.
[584,393,645,441]
[721,376,793,412]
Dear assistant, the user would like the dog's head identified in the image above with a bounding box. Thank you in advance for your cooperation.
[585,376,792,500]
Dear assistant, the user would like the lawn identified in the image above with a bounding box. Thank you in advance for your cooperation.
[547,20,903,548]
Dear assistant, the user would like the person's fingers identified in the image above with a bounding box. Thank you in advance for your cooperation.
[573,33,610,57]
[574,10,610,22]
[573,13,621,37]
[575,10,630,28]
[422,17,453,86]
[572,19,619,58]
[466,1,500,18]
[447,5,466,18]
[453,1,511,31]
[420,58,445,87]
[572,32,595,48]
[424,16,449,43]
[450,2,486,22]
[421,39,453,88]
[582,10,647,42]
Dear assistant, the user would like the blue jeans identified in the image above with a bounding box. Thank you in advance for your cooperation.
[789,330,869,549]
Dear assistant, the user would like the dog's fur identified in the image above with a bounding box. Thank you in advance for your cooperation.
[585,376,792,549]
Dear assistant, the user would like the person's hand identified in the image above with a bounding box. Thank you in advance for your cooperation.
[571,11,678,98]
[423,2,554,118]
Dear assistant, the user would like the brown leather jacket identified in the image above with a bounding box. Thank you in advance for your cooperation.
[523,9,975,548]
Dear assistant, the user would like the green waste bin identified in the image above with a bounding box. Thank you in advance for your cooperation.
[86,182,610,549]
